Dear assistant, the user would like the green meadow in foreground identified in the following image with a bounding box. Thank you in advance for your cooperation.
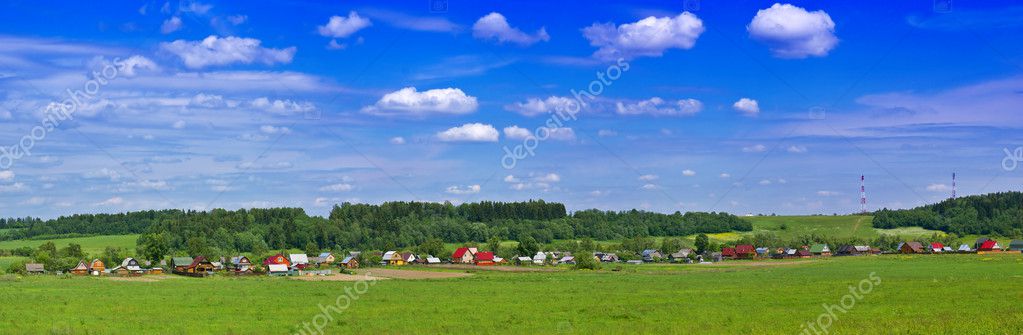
[0,255,1021,334]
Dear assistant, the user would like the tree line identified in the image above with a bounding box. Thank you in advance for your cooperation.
[872,191,1023,237]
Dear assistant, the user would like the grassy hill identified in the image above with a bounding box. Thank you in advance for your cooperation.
[0,234,138,255]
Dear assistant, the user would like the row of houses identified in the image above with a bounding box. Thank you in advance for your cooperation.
[898,238,1023,254]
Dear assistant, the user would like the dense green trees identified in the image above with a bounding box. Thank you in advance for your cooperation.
[873,192,1023,237]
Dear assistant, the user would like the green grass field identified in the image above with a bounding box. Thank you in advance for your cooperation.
[0,255,1021,334]
[0,234,138,255]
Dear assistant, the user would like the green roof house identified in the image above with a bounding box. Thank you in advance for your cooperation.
[809,244,831,256]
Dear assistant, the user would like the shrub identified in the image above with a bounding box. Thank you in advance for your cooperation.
[573,254,600,270]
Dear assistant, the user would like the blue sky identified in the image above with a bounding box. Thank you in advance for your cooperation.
[1,0,1021,218]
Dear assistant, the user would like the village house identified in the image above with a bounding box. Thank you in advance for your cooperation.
[147,267,164,275]
[532,251,548,265]
[263,254,291,268]
[89,259,105,275]
[1008,240,1023,252]
[318,252,336,265]
[25,263,45,274]
[70,261,89,275]
[795,249,812,258]
[515,256,532,265]
[289,254,310,269]
[267,264,291,276]
[930,243,945,253]
[735,245,756,259]
[230,256,252,272]
[810,244,831,257]
[172,256,215,275]
[641,249,663,262]
[600,253,620,263]
[899,242,925,254]
[401,252,417,264]
[425,256,441,264]
[475,251,496,266]
[559,255,575,264]
[111,258,144,276]
[721,247,737,259]
[452,247,476,264]
[957,244,974,253]
[338,255,359,269]
[669,249,693,262]
[977,239,1002,253]
[382,251,405,266]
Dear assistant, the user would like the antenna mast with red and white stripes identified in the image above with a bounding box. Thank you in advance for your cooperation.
[860,175,867,214]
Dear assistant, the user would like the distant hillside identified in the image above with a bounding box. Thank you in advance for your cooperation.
[872,191,1023,236]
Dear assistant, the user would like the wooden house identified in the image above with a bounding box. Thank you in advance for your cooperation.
[641,249,663,262]
[230,256,252,272]
[267,264,291,276]
[735,245,756,259]
[147,267,164,275]
[171,257,194,272]
[180,256,215,275]
[795,249,812,258]
[810,244,831,257]
[70,261,89,275]
[25,263,45,274]
[977,239,1002,253]
[930,243,945,253]
[318,252,336,265]
[532,251,548,265]
[425,256,441,264]
[452,247,476,264]
[600,253,620,263]
[475,251,496,266]
[263,254,291,268]
[899,242,925,254]
[669,249,693,262]
[558,255,576,264]
[89,259,106,275]
[111,258,144,276]
[1007,240,1023,252]
[401,252,417,264]
[339,255,359,269]
[382,251,405,266]
[515,256,533,265]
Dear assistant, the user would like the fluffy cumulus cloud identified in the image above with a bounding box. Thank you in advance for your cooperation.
[446,184,481,194]
[250,97,314,114]
[389,137,406,145]
[583,12,704,60]
[472,12,549,46]
[682,169,696,176]
[437,123,499,142]
[747,3,838,58]
[504,173,561,191]
[116,55,160,76]
[505,96,580,117]
[503,126,532,140]
[615,97,702,116]
[733,98,760,116]
[362,87,478,117]
[160,35,296,69]
[318,11,372,38]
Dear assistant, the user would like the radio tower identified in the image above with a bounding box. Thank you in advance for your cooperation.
[952,172,956,199]
[860,175,867,214]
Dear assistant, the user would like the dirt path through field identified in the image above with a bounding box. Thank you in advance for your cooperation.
[852,216,865,234]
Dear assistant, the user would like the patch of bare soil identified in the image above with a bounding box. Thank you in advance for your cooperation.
[364,268,473,279]
[291,273,385,281]
[426,264,561,272]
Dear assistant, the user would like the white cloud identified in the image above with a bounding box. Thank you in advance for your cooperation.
[160,35,296,69]
[641,183,659,190]
[84,168,122,181]
[360,8,460,33]
[161,16,183,34]
[748,3,838,58]
[0,182,25,192]
[733,98,760,116]
[446,184,481,194]
[472,12,549,46]
[598,129,617,137]
[116,55,159,76]
[318,12,372,38]
[250,97,315,114]
[260,125,292,135]
[535,173,561,183]
[817,190,840,196]
[615,97,702,116]
[389,137,406,145]
[503,175,520,183]
[682,169,696,176]
[206,179,233,192]
[96,196,124,206]
[504,173,561,191]
[320,183,354,192]
[362,87,478,117]
[639,174,658,181]
[926,183,950,192]
[227,15,248,25]
[437,123,499,142]
[589,190,609,197]
[0,171,13,181]
[742,144,767,153]
[505,96,580,117]
[503,126,532,140]
[759,179,772,185]
[787,145,807,153]
[169,120,186,129]
[21,196,46,206]
[719,173,731,178]
[583,12,705,60]
[546,128,576,141]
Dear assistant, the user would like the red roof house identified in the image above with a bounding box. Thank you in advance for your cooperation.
[263,254,291,267]
[978,240,1001,252]
[930,242,945,253]
[475,251,495,266]
[735,245,756,259]
[452,247,475,264]
[721,247,737,259]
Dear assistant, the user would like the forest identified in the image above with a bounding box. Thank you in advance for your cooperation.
[872,191,1023,236]
[0,200,751,261]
